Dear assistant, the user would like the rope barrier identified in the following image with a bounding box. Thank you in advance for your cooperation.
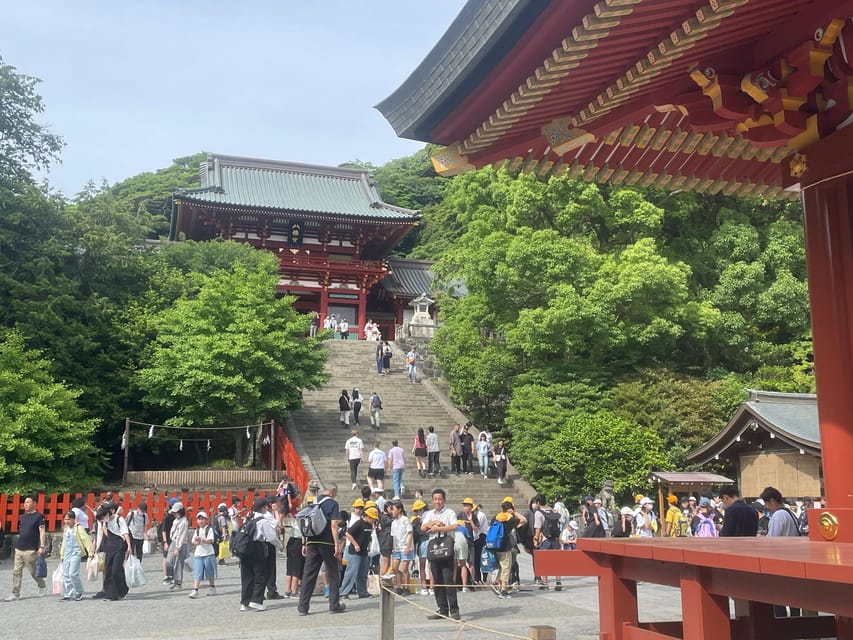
[128,419,272,430]
[378,581,533,640]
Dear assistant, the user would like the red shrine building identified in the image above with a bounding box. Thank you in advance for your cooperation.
[380,1,853,638]
[169,154,426,339]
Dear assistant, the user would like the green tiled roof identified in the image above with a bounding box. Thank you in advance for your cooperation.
[175,154,420,221]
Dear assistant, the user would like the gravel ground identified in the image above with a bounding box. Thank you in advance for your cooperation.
[0,550,683,639]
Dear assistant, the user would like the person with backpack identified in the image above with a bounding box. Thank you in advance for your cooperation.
[126,503,150,561]
[238,499,281,612]
[215,504,230,565]
[369,391,383,429]
[188,511,217,598]
[297,483,346,616]
[664,494,685,537]
[537,497,563,591]
[406,346,418,382]
[692,498,719,538]
[488,497,526,599]
[338,389,352,426]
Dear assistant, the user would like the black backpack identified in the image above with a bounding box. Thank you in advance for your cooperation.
[231,516,260,559]
[542,510,561,539]
[516,510,536,548]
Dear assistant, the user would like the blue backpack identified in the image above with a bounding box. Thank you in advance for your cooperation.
[485,519,505,550]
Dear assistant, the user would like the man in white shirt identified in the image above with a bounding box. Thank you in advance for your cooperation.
[759,485,801,617]
[367,442,387,491]
[344,430,364,491]
[421,489,460,620]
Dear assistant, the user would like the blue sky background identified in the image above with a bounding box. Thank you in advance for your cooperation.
[1,1,465,195]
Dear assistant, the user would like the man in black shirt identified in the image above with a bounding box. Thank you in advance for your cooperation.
[340,506,378,598]
[719,485,758,537]
[298,483,345,616]
[6,494,46,600]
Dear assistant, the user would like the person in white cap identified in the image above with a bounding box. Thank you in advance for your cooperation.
[168,502,189,590]
[635,497,657,537]
[560,520,580,550]
[188,511,217,598]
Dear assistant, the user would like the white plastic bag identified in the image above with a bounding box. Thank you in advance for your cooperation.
[142,540,151,556]
[368,529,380,557]
[124,555,147,588]
[86,554,101,582]
[52,565,64,595]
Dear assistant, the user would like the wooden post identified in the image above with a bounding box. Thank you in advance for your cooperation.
[122,417,130,487]
[681,565,731,640]
[380,575,395,640]
[271,420,277,473]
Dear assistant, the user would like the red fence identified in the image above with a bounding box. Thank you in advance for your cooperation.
[1,422,312,534]
[0,490,281,534]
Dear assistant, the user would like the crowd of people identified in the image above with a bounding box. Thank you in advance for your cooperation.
[1,481,816,623]
[342,422,511,497]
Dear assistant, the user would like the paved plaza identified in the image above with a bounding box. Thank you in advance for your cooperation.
[0,550,683,639]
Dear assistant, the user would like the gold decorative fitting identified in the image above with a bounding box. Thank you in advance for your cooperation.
[818,512,839,541]
[789,152,808,178]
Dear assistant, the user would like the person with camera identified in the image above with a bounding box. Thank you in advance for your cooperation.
[421,488,460,621]
[93,501,132,601]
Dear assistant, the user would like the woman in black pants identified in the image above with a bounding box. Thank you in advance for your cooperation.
[95,502,131,601]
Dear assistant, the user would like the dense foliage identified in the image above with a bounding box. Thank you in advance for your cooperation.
[0,332,104,491]
[0,57,328,490]
[419,166,812,501]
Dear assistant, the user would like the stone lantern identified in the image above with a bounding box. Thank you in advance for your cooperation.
[408,293,436,337]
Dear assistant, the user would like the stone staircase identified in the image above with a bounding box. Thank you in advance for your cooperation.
[287,340,531,516]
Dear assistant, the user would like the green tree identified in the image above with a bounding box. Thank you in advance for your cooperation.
[0,55,63,185]
[0,331,104,492]
[136,254,328,465]
[505,385,669,500]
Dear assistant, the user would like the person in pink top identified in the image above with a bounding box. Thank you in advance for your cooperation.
[387,440,406,498]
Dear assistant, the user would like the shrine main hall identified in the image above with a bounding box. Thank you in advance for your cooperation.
[169,153,428,340]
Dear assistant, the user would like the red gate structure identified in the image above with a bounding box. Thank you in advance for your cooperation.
[379,1,853,637]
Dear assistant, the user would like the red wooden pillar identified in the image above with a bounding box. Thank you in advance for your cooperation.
[597,557,638,640]
[319,286,328,324]
[802,180,853,511]
[681,566,731,640]
[357,291,367,340]
[791,126,853,539]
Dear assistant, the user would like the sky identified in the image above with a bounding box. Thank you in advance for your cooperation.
[0,1,465,196]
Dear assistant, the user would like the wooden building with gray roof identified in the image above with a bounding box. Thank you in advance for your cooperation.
[686,389,820,500]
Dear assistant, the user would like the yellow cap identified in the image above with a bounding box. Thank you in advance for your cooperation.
[634,494,644,503]
[306,496,315,503]
[363,507,379,520]
[502,496,514,504]
[667,494,678,504]
[364,500,376,508]
[352,498,365,508]
[412,499,426,511]
[462,497,475,506]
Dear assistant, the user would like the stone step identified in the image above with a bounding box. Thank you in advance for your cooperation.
[289,340,530,514]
